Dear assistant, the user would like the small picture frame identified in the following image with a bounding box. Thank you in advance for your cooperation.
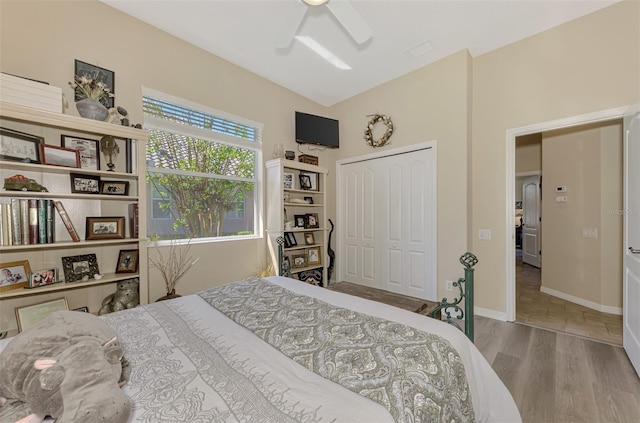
[305,213,319,229]
[284,232,297,248]
[303,196,314,204]
[283,173,294,189]
[40,144,80,168]
[300,172,318,191]
[85,216,126,240]
[0,127,43,163]
[291,253,307,269]
[307,247,322,266]
[116,249,139,273]
[73,306,89,313]
[299,174,312,190]
[75,59,115,108]
[29,267,59,288]
[304,232,315,245]
[15,297,69,332]
[294,215,306,228]
[0,260,31,292]
[61,253,100,282]
[70,173,101,194]
[101,180,129,196]
[61,135,100,170]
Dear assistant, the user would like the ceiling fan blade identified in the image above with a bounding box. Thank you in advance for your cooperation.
[275,1,308,48]
[326,0,372,44]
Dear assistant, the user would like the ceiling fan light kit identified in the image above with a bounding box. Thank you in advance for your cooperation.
[302,0,329,5]
[277,0,372,48]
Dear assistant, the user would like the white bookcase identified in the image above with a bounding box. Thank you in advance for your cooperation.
[0,102,148,334]
[266,158,329,286]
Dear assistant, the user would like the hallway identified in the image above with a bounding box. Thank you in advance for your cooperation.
[515,257,623,345]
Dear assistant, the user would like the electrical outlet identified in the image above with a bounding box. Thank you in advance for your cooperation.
[446,280,454,291]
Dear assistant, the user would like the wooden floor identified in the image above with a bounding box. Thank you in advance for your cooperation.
[328,281,640,423]
[515,256,623,345]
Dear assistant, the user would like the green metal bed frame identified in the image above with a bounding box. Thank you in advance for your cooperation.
[276,236,477,342]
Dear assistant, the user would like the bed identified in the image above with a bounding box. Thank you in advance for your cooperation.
[0,275,521,422]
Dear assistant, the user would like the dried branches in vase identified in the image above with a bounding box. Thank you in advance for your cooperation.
[149,238,199,301]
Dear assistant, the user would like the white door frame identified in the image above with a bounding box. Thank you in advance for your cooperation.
[505,106,630,321]
[335,141,438,291]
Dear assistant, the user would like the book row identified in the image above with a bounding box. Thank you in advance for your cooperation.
[0,198,79,245]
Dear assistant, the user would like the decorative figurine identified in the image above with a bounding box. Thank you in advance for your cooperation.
[100,135,119,172]
[3,174,48,192]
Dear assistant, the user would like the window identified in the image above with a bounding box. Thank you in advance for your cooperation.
[151,185,171,220]
[143,88,262,241]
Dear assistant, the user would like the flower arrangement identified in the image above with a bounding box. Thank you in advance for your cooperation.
[69,71,114,106]
[149,238,200,296]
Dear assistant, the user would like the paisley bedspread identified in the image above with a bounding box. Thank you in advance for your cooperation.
[199,278,474,423]
[70,276,522,422]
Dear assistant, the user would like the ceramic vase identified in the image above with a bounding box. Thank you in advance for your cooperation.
[76,98,109,121]
[156,288,181,302]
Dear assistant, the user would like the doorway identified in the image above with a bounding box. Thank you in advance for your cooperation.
[506,108,628,344]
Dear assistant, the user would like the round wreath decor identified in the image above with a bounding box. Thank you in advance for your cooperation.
[364,114,394,147]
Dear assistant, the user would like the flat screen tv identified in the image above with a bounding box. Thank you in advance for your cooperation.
[295,111,339,149]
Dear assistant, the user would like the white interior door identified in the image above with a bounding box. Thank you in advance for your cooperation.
[340,147,436,300]
[342,162,377,287]
[624,111,640,376]
[522,175,541,268]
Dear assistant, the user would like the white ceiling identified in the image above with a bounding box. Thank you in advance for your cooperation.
[101,0,619,107]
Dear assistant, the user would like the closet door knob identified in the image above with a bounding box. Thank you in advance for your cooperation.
[629,247,640,254]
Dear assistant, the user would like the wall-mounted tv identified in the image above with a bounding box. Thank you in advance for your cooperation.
[295,111,339,149]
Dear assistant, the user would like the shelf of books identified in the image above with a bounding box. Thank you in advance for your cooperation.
[0,101,147,335]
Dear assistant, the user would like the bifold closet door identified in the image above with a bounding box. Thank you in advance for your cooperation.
[341,147,436,300]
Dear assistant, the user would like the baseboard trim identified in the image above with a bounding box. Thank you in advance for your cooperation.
[474,306,508,321]
[540,286,622,315]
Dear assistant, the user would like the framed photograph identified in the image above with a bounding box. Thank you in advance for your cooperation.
[85,216,125,240]
[101,180,129,196]
[70,173,101,194]
[294,215,306,228]
[73,306,89,313]
[299,174,312,190]
[40,144,80,168]
[15,297,69,332]
[61,135,100,170]
[75,60,115,108]
[0,260,31,292]
[0,127,42,163]
[304,232,315,245]
[307,247,322,266]
[29,267,59,288]
[291,253,307,269]
[283,172,294,189]
[116,249,139,273]
[304,196,314,204]
[61,253,100,282]
[284,232,297,248]
[305,213,319,229]
[300,172,318,191]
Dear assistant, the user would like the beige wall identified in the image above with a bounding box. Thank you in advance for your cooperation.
[541,121,622,310]
[471,0,639,313]
[515,133,542,202]
[516,134,542,174]
[1,0,638,313]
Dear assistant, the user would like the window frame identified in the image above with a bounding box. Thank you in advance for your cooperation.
[142,87,263,245]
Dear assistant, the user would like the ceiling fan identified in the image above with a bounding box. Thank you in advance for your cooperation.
[276,0,373,48]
